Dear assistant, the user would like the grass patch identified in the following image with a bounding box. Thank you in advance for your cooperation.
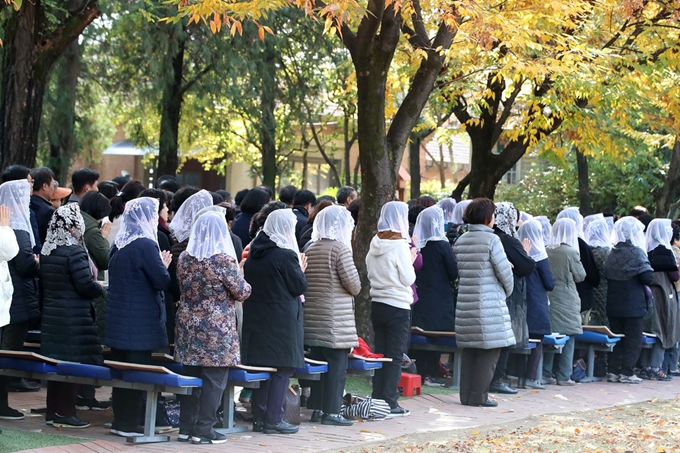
[344,376,458,396]
[0,427,89,453]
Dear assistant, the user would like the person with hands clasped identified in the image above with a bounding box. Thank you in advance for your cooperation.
[366,201,417,418]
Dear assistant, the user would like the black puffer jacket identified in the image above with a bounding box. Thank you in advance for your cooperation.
[604,241,654,318]
[8,230,40,324]
[40,245,103,364]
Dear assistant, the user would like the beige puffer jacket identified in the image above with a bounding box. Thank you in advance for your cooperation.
[303,239,361,349]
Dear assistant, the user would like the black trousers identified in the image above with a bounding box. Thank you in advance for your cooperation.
[251,367,294,424]
[409,350,441,380]
[307,347,349,414]
[514,334,545,381]
[0,322,30,409]
[459,348,501,406]
[371,302,410,409]
[47,382,80,417]
[608,316,643,377]
[110,349,153,429]
[179,366,229,437]
[491,347,510,382]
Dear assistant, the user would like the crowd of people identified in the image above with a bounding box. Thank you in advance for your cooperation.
[0,163,677,444]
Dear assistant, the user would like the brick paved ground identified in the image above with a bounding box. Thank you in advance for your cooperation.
[2,380,680,453]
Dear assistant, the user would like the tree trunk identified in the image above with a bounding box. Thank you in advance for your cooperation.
[344,113,352,186]
[656,139,680,217]
[157,28,186,177]
[259,37,278,189]
[302,150,308,190]
[575,147,593,216]
[47,40,79,183]
[409,137,421,200]
[438,143,446,189]
[0,1,99,171]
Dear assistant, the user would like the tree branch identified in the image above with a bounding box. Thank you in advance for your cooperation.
[491,79,523,145]
[355,0,385,50]
[451,172,470,201]
[180,62,215,96]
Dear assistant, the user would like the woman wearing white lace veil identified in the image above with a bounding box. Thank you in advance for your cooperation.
[535,216,552,247]
[175,212,251,444]
[517,219,555,389]
[603,216,654,384]
[0,180,40,418]
[410,206,458,387]
[437,198,456,227]
[242,208,307,435]
[585,218,611,326]
[106,197,173,437]
[169,189,213,244]
[39,203,104,429]
[366,201,416,416]
[302,206,360,426]
[639,219,680,381]
[544,218,586,386]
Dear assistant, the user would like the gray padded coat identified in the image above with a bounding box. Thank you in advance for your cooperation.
[453,224,515,349]
[303,239,361,349]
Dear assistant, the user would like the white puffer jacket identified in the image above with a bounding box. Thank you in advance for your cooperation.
[453,224,515,349]
[0,225,20,327]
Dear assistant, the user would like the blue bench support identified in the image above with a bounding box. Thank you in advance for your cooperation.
[219,365,274,435]
[346,355,389,377]
[293,358,329,381]
[574,330,621,383]
[536,335,569,385]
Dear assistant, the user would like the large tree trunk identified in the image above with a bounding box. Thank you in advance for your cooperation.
[575,147,593,215]
[157,28,186,177]
[47,41,79,183]
[0,1,99,171]
[409,137,421,200]
[438,143,446,189]
[343,113,353,186]
[656,139,680,217]
[259,37,278,189]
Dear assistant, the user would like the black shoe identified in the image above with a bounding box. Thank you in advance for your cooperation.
[488,382,518,394]
[52,414,90,429]
[110,424,145,437]
[76,397,111,411]
[192,431,227,444]
[471,399,498,407]
[8,378,40,392]
[386,406,410,418]
[252,418,264,433]
[0,407,24,420]
[178,431,193,442]
[310,410,323,423]
[263,421,299,434]
[321,413,353,426]
[46,413,55,425]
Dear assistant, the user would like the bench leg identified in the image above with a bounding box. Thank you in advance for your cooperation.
[216,384,248,435]
[537,351,545,385]
[579,345,600,383]
[127,391,170,444]
[451,352,461,390]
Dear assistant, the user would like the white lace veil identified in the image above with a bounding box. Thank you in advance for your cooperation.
[549,218,579,250]
[41,203,86,255]
[413,206,447,250]
[452,200,472,225]
[311,205,354,251]
[494,202,519,238]
[186,211,237,261]
[169,190,213,242]
[611,216,646,252]
[583,213,604,234]
[556,207,584,238]
[437,198,457,223]
[377,201,410,240]
[114,197,160,250]
[263,209,300,259]
[520,211,533,222]
[518,218,548,262]
[192,205,227,227]
[585,218,611,248]
[0,180,34,247]
[535,216,552,246]
[645,218,672,252]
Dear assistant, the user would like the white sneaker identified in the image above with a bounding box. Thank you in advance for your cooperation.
[619,374,642,384]
[525,379,545,390]
[607,373,620,383]
[556,379,576,386]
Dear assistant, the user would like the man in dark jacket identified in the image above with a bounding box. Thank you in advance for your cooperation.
[292,190,316,243]
[29,167,56,244]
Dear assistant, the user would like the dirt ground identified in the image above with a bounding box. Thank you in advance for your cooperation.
[336,398,680,453]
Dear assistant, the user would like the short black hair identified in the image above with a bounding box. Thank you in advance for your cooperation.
[71,168,100,193]
[336,186,356,205]
[408,205,426,225]
[234,189,249,207]
[293,189,316,208]
[1,165,31,183]
[216,190,231,202]
[672,222,680,243]
[169,186,200,213]
[249,201,287,239]
[97,181,119,200]
[464,197,496,225]
[31,167,55,192]
[157,175,180,193]
[348,198,361,224]
[258,185,274,200]
[218,202,237,223]
[140,188,168,215]
[416,196,436,208]
[279,185,298,205]
[210,192,224,205]
[317,195,336,205]
[112,175,130,188]
[109,180,145,220]
[240,188,271,214]
[80,191,112,221]
[630,206,648,218]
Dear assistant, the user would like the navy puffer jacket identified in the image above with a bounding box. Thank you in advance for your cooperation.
[8,230,40,324]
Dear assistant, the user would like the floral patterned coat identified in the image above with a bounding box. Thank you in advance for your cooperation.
[175,252,251,367]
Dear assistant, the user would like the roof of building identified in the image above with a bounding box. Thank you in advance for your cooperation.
[102,140,157,156]
[424,133,471,165]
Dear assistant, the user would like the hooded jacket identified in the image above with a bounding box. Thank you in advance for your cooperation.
[365,235,416,310]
